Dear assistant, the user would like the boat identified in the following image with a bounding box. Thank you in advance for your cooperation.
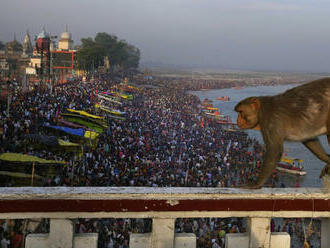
[277,157,306,176]
[216,96,230,101]
[216,115,235,125]
[97,94,122,105]
[108,91,133,100]
[95,104,126,116]
[201,98,213,109]
[203,107,220,117]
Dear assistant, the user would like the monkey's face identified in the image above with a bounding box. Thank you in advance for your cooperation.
[235,102,259,130]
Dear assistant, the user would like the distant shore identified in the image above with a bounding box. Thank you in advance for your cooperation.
[149,68,327,90]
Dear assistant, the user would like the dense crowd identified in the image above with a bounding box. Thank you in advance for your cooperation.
[0,74,317,247]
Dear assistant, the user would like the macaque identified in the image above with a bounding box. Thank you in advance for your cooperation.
[234,78,330,189]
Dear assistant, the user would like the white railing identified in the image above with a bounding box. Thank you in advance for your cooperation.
[1,176,330,248]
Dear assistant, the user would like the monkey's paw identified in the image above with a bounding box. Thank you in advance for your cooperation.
[237,183,262,189]
[320,164,330,178]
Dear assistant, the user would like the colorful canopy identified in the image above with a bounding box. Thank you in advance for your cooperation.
[57,118,96,132]
[25,134,80,147]
[57,139,80,147]
[67,109,104,120]
[62,116,105,133]
[97,94,122,105]
[281,157,303,163]
[0,153,66,165]
[95,104,126,116]
[44,124,99,140]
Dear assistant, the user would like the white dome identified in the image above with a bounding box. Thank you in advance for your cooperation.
[61,31,71,40]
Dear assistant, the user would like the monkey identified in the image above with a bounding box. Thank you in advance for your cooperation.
[234,78,330,189]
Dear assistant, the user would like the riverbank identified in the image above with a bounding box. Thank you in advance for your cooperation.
[0,73,323,247]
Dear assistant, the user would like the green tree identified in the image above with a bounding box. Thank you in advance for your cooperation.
[123,44,140,69]
[77,32,140,72]
[77,38,104,72]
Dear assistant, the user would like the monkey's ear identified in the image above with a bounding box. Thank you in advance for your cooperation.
[250,97,261,111]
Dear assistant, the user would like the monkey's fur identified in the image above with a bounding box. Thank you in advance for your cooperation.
[235,78,330,189]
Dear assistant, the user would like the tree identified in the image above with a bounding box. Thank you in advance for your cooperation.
[122,45,140,69]
[77,32,140,72]
[0,41,5,50]
[5,40,23,52]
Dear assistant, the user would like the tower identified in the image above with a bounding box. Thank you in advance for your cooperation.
[36,27,50,80]
[23,30,33,57]
[58,25,73,51]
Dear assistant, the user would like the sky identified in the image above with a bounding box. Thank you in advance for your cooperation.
[1,0,330,72]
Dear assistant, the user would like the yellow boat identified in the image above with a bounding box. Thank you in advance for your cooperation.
[206,107,218,111]
[67,109,104,120]
[277,157,306,176]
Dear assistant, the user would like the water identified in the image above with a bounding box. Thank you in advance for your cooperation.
[192,84,330,187]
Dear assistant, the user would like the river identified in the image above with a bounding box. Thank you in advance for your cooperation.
[192,84,330,187]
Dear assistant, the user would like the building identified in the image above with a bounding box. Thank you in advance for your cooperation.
[0,27,77,84]
[58,26,74,51]
[0,34,29,81]
[52,27,76,83]
[22,30,33,57]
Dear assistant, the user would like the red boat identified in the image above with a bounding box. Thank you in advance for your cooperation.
[216,96,230,101]
[216,115,235,125]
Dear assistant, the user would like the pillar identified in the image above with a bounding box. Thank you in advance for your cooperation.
[247,217,271,248]
[25,219,98,248]
[150,218,175,248]
[322,175,330,248]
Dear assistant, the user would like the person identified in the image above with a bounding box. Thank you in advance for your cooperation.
[211,238,220,248]
[12,231,23,248]
[0,234,10,248]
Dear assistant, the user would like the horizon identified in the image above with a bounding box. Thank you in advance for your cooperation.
[1,0,330,73]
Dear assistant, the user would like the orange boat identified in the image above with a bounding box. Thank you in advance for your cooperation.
[216,96,230,101]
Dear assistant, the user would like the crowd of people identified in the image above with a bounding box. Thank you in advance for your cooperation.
[0,74,318,247]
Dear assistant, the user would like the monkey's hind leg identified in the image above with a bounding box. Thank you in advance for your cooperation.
[302,138,330,178]
[324,115,330,177]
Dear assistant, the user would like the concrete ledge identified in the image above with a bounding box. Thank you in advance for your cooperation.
[26,233,98,248]
[2,186,330,219]
[270,232,290,248]
[130,233,150,248]
[25,219,98,248]
[74,233,98,248]
[130,233,196,248]
[225,232,290,248]
[0,187,329,200]
[225,233,249,248]
[25,234,48,248]
[174,233,196,248]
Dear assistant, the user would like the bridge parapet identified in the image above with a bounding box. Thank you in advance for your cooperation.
[1,183,330,247]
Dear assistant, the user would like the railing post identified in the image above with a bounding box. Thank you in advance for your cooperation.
[247,217,271,248]
[130,220,196,248]
[321,175,330,248]
[150,218,175,248]
[26,219,98,248]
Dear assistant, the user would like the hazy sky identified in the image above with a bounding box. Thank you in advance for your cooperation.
[1,0,330,72]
